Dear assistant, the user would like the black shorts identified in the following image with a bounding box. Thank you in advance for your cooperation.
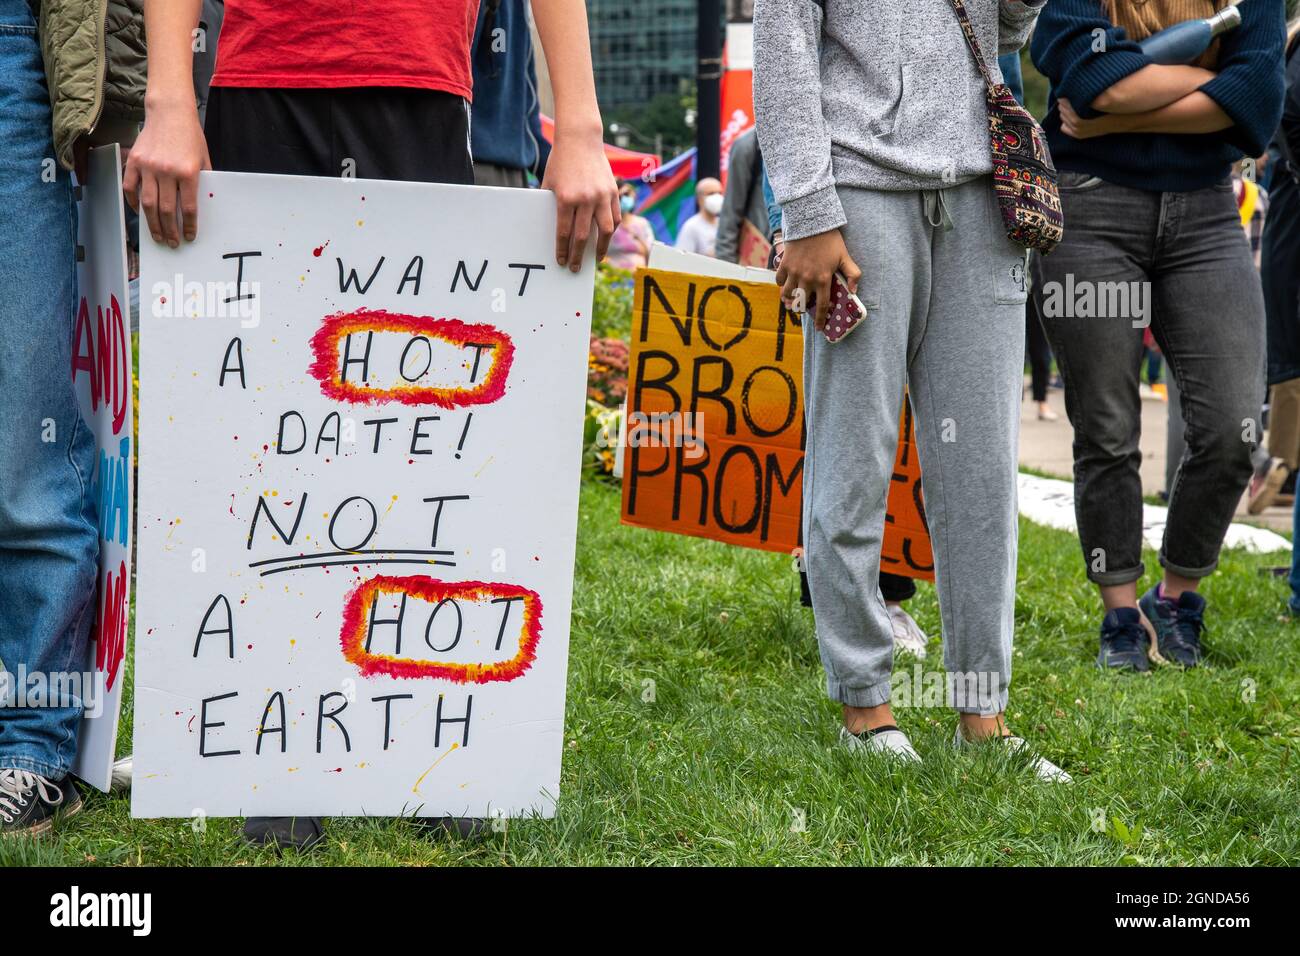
[204,86,474,185]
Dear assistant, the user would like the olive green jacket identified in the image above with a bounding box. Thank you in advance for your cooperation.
[37,0,147,171]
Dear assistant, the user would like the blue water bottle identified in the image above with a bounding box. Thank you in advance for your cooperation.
[1137,4,1242,65]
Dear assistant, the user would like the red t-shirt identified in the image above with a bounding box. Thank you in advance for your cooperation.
[211,1,480,99]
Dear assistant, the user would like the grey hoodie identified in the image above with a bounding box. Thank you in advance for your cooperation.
[753,0,1044,241]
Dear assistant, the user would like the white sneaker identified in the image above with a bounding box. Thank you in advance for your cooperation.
[110,755,133,792]
[840,725,921,763]
[887,604,928,659]
[952,726,1072,783]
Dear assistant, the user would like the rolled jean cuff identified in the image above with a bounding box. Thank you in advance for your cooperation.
[1086,560,1145,587]
[827,676,892,709]
[0,754,70,781]
[1159,551,1217,580]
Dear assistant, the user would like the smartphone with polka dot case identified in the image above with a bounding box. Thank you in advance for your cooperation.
[771,246,866,344]
[821,273,867,344]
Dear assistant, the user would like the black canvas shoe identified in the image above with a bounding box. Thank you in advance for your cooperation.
[0,769,82,837]
[1097,607,1151,672]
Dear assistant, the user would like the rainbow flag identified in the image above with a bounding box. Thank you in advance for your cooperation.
[633,149,697,245]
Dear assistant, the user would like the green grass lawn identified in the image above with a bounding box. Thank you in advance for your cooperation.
[5,479,1298,866]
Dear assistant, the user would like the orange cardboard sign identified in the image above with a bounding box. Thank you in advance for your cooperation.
[620,267,934,581]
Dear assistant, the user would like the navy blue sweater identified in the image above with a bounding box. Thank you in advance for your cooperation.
[1030,0,1286,192]
[470,0,550,177]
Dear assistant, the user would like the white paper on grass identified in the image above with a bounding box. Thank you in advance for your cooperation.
[71,145,134,793]
[1017,473,1291,554]
[133,172,593,817]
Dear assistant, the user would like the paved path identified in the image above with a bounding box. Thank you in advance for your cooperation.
[1017,381,1293,534]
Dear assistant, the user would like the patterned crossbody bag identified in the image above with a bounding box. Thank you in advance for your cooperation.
[946,0,1064,252]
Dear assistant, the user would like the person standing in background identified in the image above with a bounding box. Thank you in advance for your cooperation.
[997,49,1024,101]
[605,181,656,271]
[1258,12,1300,516]
[761,164,783,264]
[470,0,551,188]
[1031,0,1284,672]
[674,177,723,256]
[716,128,769,263]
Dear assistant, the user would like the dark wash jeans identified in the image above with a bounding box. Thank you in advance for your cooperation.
[1033,171,1265,586]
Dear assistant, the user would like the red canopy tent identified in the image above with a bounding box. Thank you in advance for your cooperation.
[539,114,661,180]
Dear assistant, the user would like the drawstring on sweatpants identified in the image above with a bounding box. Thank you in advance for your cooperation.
[923,188,954,232]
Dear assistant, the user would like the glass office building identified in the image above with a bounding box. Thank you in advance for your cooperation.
[588,1,732,110]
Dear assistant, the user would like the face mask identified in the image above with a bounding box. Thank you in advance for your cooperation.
[620,195,635,213]
[703,194,724,216]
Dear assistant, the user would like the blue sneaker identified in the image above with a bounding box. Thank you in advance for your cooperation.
[1097,607,1151,672]
[1138,586,1206,668]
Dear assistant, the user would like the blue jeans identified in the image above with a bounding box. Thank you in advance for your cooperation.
[0,0,99,779]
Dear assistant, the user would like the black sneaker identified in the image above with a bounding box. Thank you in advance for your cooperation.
[1138,586,1206,668]
[412,816,489,839]
[242,816,326,851]
[0,769,82,837]
[1097,607,1151,672]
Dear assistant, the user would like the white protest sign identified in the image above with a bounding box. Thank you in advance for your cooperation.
[133,172,593,818]
[72,144,134,792]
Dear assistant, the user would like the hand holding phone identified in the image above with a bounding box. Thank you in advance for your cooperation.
[819,273,868,343]
[773,231,867,343]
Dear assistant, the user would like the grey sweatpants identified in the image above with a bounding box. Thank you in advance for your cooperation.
[802,177,1027,715]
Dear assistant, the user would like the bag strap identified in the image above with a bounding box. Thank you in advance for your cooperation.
[946,0,998,90]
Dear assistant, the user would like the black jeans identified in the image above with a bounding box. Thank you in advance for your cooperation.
[1033,171,1265,585]
[1025,290,1052,402]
